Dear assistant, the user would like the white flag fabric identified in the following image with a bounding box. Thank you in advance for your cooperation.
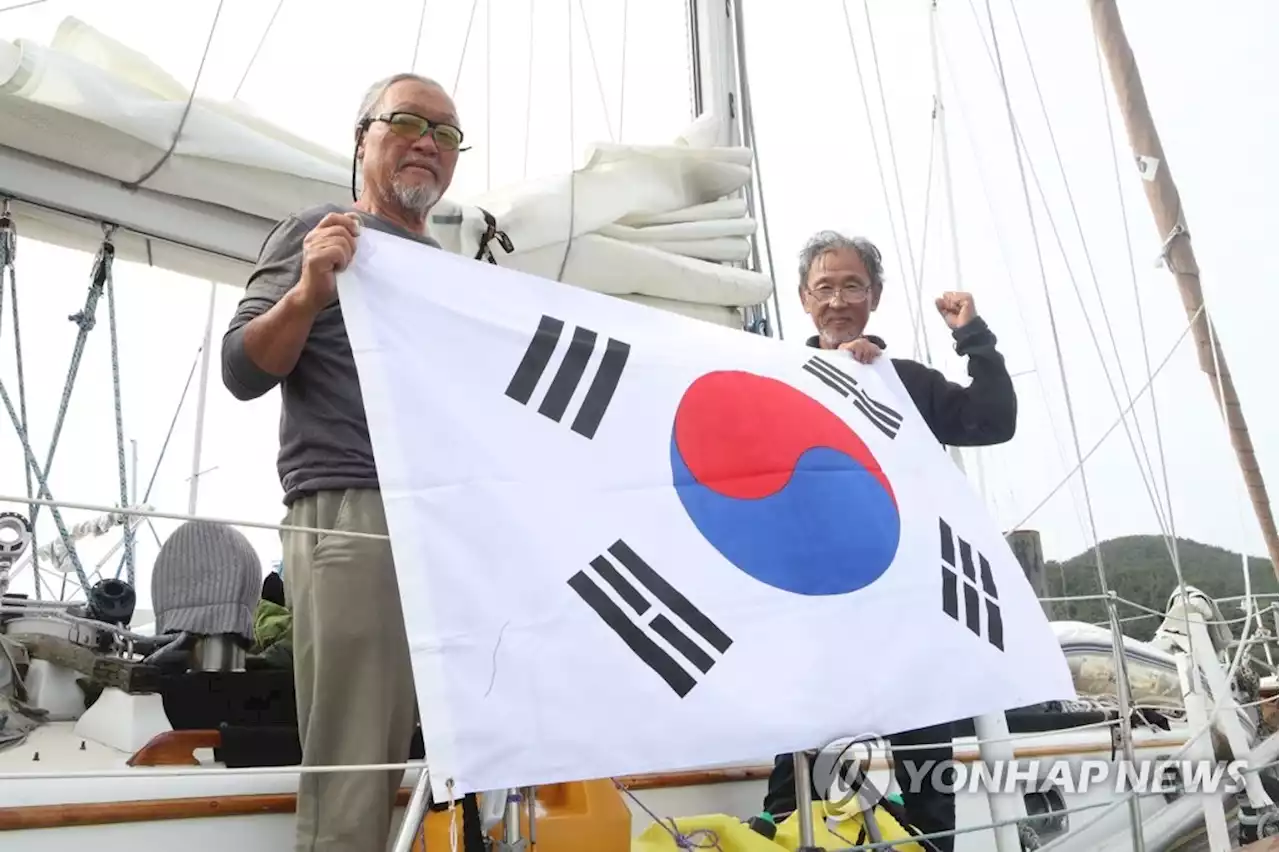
[338,229,1075,799]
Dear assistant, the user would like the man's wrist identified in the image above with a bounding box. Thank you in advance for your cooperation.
[952,316,994,352]
[285,274,327,317]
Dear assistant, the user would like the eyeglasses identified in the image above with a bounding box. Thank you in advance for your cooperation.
[370,112,467,152]
[807,283,872,304]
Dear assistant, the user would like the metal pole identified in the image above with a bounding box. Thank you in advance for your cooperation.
[389,768,432,852]
[130,438,138,506]
[1175,654,1232,850]
[791,751,819,851]
[500,789,526,850]
[689,0,775,337]
[188,280,217,515]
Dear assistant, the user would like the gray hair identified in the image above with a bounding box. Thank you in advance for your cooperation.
[354,72,447,141]
[797,230,885,297]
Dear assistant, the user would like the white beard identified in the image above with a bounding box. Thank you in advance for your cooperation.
[818,326,861,348]
[392,178,441,218]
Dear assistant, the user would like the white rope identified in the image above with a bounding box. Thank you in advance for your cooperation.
[0,761,425,782]
[0,493,389,542]
[4,697,1268,784]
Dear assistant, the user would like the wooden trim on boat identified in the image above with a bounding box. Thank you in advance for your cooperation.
[614,734,1192,790]
[0,734,1191,830]
[1240,837,1277,852]
[128,730,222,767]
[0,788,414,831]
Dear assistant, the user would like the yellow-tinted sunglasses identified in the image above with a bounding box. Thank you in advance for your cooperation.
[371,111,468,152]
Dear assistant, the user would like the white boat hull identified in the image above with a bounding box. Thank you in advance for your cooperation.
[1,720,1207,851]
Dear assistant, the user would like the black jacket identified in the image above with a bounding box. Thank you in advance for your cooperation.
[805,316,1017,447]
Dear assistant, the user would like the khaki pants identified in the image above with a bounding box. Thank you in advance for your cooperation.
[283,488,417,852]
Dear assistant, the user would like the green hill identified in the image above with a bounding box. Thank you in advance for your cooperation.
[1042,535,1277,640]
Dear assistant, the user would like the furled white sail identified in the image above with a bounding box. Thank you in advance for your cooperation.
[0,17,773,326]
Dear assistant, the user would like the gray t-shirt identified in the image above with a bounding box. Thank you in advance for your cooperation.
[220,203,440,505]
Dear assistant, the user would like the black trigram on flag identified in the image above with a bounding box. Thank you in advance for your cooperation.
[939,518,1004,651]
[504,314,631,439]
[567,539,733,697]
[801,356,904,439]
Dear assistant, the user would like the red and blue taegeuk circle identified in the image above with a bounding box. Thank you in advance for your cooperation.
[670,370,900,596]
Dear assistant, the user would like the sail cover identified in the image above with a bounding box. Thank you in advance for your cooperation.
[0,17,772,326]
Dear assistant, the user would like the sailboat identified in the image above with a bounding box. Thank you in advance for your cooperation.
[0,1,1276,850]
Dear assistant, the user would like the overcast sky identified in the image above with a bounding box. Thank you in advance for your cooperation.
[0,0,1275,606]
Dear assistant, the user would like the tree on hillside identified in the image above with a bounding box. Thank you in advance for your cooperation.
[1044,535,1277,643]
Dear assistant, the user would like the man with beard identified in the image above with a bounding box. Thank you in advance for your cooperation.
[758,231,1017,851]
[221,73,462,852]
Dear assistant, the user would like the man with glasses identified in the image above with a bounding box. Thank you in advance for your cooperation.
[221,73,466,852]
[758,231,1018,851]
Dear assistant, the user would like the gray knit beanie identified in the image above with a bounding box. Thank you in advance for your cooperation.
[151,521,262,640]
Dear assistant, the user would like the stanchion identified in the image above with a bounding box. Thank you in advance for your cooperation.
[390,769,432,852]
[792,750,820,851]
[496,787,531,851]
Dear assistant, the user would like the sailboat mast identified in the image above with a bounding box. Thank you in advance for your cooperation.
[1088,0,1278,576]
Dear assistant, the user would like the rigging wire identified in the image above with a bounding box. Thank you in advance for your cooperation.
[934,22,1090,545]
[0,203,37,598]
[486,0,491,190]
[1011,303,1204,531]
[522,0,536,179]
[141,348,204,506]
[410,0,429,72]
[576,0,617,143]
[233,0,286,99]
[103,241,134,586]
[859,0,931,365]
[0,233,131,594]
[961,0,1178,562]
[981,12,1144,846]
[683,0,701,116]
[911,112,937,351]
[0,0,46,14]
[1088,15,1196,656]
[553,0,578,284]
[838,1,925,363]
[1000,0,1174,548]
[617,0,629,140]
[980,0,1104,596]
[450,0,481,98]
[125,0,226,190]
[729,0,784,339]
